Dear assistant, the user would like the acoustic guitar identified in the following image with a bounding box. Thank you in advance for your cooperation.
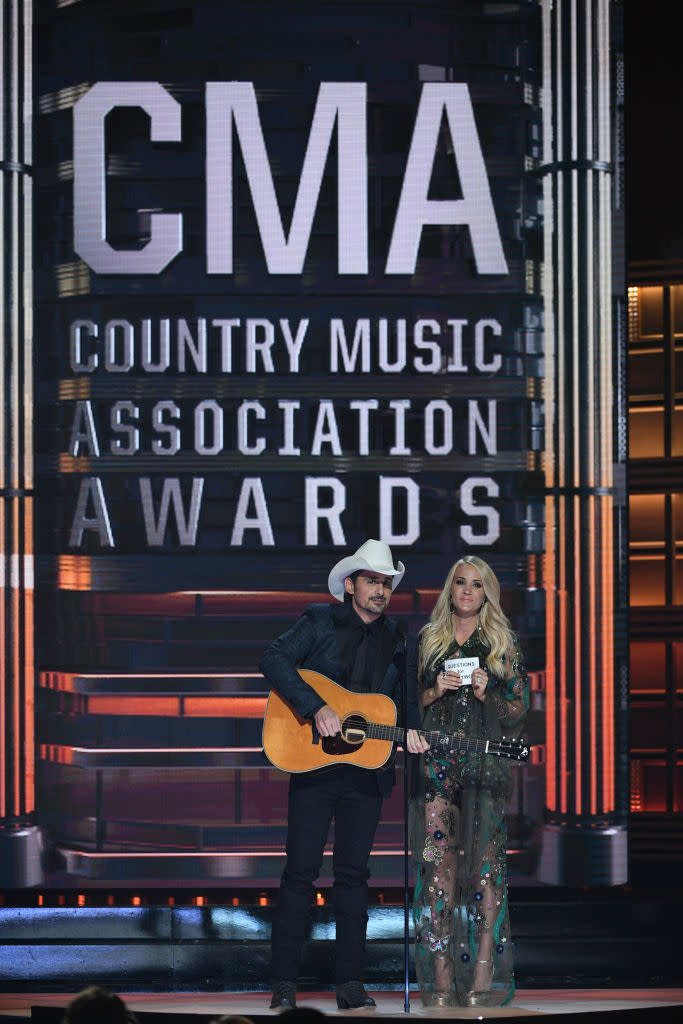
[262,668,529,773]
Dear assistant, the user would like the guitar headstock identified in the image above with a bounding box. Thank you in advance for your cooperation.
[492,737,530,762]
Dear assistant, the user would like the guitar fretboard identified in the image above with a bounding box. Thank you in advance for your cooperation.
[366,721,491,754]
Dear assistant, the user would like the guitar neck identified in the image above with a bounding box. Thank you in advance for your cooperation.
[366,721,493,755]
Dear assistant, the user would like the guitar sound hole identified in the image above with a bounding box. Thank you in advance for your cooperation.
[342,714,368,745]
[320,714,368,755]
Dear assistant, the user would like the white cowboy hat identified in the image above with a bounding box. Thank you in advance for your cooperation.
[327,539,405,602]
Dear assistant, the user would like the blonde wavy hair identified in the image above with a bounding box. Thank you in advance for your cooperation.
[420,555,515,679]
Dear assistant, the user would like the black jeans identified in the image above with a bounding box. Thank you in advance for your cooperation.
[271,764,383,984]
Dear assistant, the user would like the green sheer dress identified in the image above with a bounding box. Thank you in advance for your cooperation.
[410,625,529,1007]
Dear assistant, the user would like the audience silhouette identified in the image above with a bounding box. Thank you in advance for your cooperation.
[61,986,138,1024]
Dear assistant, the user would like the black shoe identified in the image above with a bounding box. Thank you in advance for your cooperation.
[336,981,376,1009]
[270,981,296,1010]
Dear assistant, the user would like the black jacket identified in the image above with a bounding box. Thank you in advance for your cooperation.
[260,601,420,795]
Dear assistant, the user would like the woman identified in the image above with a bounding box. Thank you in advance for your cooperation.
[411,556,529,1008]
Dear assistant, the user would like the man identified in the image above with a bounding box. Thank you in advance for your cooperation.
[260,539,429,1010]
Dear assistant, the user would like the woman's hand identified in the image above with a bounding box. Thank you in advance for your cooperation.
[423,666,488,707]
[433,667,463,698]
[471,667,488,703]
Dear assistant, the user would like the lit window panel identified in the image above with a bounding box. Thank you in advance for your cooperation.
[674,495,683,603]
[637,286,664,338]
[671,284,683,336]
[629,493,666,547]
[674,643,683,695]
[673,406,683,457]
[630,758,667,813]
[629,641,666,693]
[628,407,665,458]
[629,554,666,606]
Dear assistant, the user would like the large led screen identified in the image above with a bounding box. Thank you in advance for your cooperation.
[22,0,622,890]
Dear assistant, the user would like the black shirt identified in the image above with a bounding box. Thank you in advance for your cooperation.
[336,604,387,692]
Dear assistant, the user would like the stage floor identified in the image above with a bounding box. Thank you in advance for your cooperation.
[1,990,683,1021]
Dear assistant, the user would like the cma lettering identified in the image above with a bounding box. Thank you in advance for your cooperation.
[73,81,508,277]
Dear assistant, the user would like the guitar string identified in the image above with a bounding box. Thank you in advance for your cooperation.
[350,721,525,759]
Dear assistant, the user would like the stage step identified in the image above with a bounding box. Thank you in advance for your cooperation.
[1,892,681,992]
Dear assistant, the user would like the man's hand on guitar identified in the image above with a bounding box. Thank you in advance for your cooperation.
[314,704,342,737]
[406,728,430,754]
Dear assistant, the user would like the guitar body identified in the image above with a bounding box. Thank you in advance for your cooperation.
[263,669,398,773]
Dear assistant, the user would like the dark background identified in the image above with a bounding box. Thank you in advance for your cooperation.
[625,8,683,262]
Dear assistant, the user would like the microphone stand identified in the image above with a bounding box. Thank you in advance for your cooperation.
[400,621,411,1013]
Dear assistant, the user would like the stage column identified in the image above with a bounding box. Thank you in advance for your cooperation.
[0,0,41,886]
[537,0,628,884]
